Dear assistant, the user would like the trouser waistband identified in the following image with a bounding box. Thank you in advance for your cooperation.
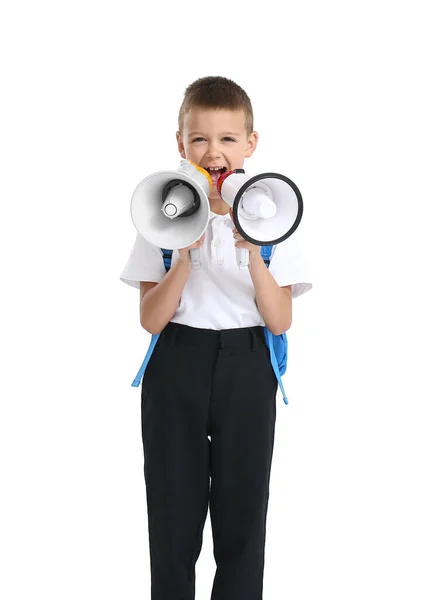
[162,321,265,351]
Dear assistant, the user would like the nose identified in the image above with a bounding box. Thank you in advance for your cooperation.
[206,140,222,159]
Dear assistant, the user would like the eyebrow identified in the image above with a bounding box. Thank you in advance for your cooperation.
[188,131,242,137]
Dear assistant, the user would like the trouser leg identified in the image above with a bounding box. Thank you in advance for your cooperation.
[141,328,213,600]
[209,337,277,600]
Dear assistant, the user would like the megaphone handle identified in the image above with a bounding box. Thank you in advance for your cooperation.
[190,248,202,270]
[236,248,250,270]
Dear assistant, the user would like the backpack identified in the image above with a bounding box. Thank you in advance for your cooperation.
[131,245,289,404]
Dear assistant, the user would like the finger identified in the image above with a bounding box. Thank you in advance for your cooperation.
[193,237,204,249]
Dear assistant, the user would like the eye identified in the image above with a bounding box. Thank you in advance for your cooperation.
[223,137,236,142]
[191,137,205,143]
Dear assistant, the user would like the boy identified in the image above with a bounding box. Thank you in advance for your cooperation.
[120,76,312,600]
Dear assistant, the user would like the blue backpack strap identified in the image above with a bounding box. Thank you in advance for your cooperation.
[131,248,172,388]
[161,248,173,272]
[131,333,160,387]
[261,245,289,405]
[260,245,273,266]
[264,328,288,405]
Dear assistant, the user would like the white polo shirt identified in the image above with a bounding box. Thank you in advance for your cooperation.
[120,211,313,330]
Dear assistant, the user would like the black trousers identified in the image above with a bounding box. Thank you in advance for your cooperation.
[141,321,278,600]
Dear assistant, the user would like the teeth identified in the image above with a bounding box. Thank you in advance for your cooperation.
[207,167,225,171]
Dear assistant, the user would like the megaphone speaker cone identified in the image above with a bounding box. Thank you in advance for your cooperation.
[130,167,210,250]
[219,171,303,246]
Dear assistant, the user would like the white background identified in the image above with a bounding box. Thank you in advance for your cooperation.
[1,1,434,598]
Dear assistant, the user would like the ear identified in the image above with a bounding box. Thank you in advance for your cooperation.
[176,131,186,158]
[245,130,259,158]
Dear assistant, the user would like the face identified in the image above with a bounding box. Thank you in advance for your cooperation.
[176,108,258,202]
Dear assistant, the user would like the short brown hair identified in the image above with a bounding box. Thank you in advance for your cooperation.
[178,76,254,134]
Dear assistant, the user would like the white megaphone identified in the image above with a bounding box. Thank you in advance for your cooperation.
[217,169,304,269]
[130,159,212,269]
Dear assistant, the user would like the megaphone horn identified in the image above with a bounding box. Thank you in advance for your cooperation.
[217,170,304,269]
[130,160,212,269]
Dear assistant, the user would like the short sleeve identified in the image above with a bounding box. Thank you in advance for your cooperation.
[268,228,313,298]
[119,233,166,289]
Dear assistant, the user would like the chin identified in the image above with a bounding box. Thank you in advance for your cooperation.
[208,187,220,200]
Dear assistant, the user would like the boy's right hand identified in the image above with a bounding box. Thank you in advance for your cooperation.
[178,234,205,264]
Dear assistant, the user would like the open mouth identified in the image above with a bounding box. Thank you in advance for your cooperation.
[205,166,227,186]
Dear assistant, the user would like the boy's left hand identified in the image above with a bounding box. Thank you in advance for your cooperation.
[229,208,261,256]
